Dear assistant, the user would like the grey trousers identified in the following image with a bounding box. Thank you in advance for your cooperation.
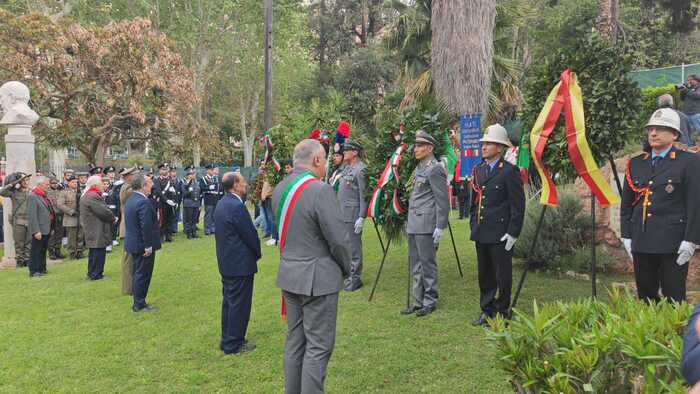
[408,234,438,308]
[204,204,216,234]
[121,250,133,295]
[344,223,363,283]
[283,291,339,394]
[13,223,31,264]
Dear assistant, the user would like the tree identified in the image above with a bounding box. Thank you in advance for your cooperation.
[597,0,619,43]
[0,11,196,165]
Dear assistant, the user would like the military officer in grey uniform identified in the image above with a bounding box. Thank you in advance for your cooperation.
[272,139,351,394]
[337,139,368,291]
[401,131,450,317]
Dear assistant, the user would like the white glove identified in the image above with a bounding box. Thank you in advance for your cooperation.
[166,199,176,207]
[354,217,364,234]
[500,234,517,251]
[677,241,697,266]
[621,238,632,259]
[432,228,444,245]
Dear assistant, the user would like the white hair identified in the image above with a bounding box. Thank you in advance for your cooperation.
[293,139,324,167]
[86,175,103,188]
[31,175,47,187]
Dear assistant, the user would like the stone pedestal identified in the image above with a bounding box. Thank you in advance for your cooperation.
[1,128,36,268]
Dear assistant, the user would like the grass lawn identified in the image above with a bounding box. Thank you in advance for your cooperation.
[0,212,621,393]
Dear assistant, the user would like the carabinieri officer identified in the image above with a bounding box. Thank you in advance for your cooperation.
[621,108,700,303]
[337,139,368,291]
[470,124,525,326]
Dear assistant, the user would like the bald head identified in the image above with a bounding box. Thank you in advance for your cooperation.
[222,171,247,197]
[293,139,327,179]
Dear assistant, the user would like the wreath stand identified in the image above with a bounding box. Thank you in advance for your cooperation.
[368,219,464,303]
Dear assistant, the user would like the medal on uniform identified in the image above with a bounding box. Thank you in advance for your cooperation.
[665,184,674,194]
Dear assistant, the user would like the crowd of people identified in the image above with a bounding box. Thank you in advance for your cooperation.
[3,106,700,391]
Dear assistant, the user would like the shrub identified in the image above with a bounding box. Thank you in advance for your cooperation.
[554,246,615,274]
[489,289,691,393]
[513,190,591,271]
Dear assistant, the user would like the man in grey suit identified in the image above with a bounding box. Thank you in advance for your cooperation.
[27,176,55,277]
[272,139,351,394]
[336,139,368,291]
[401,130,449,317]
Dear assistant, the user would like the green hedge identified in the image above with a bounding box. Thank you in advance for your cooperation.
[489,290,691,393]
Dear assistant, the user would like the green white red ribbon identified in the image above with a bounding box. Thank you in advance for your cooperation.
[275,171,318,320]
[367,144,406,218]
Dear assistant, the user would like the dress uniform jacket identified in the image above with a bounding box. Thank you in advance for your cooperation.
[621,148,700,254]
[182,179,201,208]
[200,175,221,206]
[407,155,449,234]
[0,186,28,226]
[469,158,526,244]
[337,160,368,223]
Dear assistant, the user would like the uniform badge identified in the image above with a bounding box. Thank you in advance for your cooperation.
[665,184,674,194]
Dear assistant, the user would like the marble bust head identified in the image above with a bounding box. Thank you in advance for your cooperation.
[0,81,39,126]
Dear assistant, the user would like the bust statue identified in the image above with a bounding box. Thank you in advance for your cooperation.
[0,81,39,126]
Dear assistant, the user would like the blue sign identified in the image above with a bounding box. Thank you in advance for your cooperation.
[459,113,482,178]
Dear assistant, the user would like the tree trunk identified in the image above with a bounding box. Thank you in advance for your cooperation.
[596,0,618,44]
[431,0,496,116]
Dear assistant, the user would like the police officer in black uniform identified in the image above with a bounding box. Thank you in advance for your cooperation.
[154,163,177,242]
[104,166,121,245]
[168,166,182,235]
[621,108,700,303]
[470,124,525,326]
[182,167,202,239]
[199,164,221,235]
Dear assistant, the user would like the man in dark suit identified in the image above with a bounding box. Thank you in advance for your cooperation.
[214,171,261,355]
[470,124,525,326]
[621,108,700,303]
[124,174,162,312]
[27,176,55,277]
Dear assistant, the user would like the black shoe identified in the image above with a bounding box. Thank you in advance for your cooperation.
[472,313,491,326]
[344,280,363,292]
[191,233,199,238]
[132,304,155,312]
[225,341,256,355]
[30,272,44,278]
[400,305,421,315]
[416,305,435,317]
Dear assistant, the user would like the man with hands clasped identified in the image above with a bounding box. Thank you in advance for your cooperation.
[337,139,368,292]
[401,130,450,317]
[621,108,700,303]
[470,124,525,326]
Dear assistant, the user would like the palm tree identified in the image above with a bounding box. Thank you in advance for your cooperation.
[431,0,497,118]
[385,0,528,123]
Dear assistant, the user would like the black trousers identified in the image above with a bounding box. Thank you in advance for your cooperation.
[132,252,156,308]
[457,194,470,219]
[183,207,199,235]
[220,275,255,354]
[633,252,687,303]
[29,235,49,275]
[87,248,107,280]
[476,242,513,316]
[160,206,174,238]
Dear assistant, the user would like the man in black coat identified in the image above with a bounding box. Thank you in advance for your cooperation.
[214,171,261,354]
[470,124,525,326]
[621,108,700,303]
[199,164,221,235]
[124,174,162,312]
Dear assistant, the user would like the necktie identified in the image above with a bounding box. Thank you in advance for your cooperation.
[651,156,661,168]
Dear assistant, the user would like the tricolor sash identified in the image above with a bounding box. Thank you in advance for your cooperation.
[275,171,319,320]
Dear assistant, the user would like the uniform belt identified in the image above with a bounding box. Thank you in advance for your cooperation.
[108,205,117,209]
